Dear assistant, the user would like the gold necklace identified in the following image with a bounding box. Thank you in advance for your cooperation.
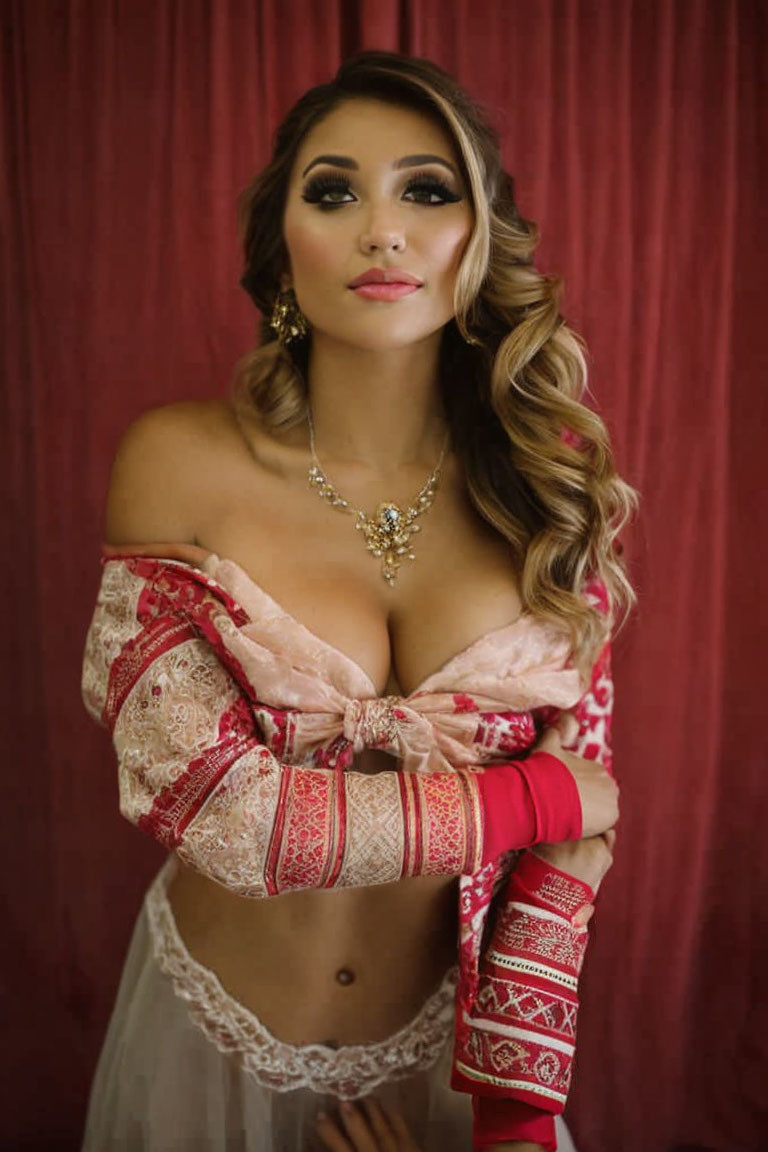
[306,411,450,587]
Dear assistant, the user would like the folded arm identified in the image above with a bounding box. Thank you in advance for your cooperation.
[464,612,615,1152]
[82,555,585,899]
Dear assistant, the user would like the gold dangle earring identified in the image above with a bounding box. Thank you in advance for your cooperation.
[269,287,309,346]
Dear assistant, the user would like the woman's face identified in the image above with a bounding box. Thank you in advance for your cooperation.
[282,98,474,352]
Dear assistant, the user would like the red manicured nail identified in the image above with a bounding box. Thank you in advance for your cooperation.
[572,903,595,928]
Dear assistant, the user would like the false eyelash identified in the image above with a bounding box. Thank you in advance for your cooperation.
[301,175,353,205]
[301,171,462,208]
[406,170,463,203]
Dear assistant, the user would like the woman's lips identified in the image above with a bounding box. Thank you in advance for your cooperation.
[350,283,422,301]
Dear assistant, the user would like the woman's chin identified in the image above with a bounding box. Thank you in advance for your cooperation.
[313,323,445,355]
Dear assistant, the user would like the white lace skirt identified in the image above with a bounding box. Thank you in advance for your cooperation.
[81,856,578,1151]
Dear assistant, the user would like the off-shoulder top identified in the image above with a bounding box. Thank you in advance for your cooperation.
[81,546,614,1152]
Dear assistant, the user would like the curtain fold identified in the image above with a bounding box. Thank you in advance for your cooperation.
[2,2,765,1148]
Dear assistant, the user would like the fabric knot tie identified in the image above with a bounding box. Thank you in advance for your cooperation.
[342,697,401,753]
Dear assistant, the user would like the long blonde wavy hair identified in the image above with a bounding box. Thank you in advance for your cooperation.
[231,50,639,684]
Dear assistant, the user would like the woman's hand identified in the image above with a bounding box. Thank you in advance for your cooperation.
[532,829,616,909]
[533,726,619,840]
[315,1097,421,1151]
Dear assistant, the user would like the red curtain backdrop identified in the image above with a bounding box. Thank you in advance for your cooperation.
[2,2,766,1149]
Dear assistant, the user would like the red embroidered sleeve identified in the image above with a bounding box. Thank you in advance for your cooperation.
[81,557,584,898]
[460,577,615,1152]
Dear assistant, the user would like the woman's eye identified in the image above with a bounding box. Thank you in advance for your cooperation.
[301,177,354,207]
[403,178,462,205]
[301,174,462,209]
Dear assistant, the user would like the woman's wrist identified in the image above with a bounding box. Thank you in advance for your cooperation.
[478,751,583,864]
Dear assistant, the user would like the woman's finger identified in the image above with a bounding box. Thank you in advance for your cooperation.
[337,1100,381,1152]
[379,1099,421,1151]
[315,1108,355,1152]
[315,1096,422,1152]
[359,1096,398,1151]
[571,902,595,928]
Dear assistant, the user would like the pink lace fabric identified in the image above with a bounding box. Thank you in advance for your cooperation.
[145,855,459,1100]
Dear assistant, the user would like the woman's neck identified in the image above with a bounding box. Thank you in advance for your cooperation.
[305,332,449,474]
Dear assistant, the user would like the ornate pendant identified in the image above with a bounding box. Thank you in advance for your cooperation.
[355,502,421,586]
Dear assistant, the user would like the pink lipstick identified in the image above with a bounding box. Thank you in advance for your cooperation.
[351,282,422,301]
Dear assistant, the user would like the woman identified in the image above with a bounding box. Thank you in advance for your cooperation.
[81,50,636,1152]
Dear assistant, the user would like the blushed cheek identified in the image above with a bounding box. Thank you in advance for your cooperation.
[283,215,337,286]
[431,221,473,284]
[295,233,333,277]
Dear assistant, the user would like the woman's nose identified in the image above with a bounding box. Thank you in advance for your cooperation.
[359,229,405,253]
[359,205,406,254]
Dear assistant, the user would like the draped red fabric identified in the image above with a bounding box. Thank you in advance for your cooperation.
[2,2,766,1149]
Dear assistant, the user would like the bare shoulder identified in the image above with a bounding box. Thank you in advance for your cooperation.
[104,398,238,546]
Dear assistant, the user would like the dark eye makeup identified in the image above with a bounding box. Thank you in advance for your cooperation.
[300,170,463,209]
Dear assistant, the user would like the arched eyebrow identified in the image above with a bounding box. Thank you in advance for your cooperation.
[301,153,458,178]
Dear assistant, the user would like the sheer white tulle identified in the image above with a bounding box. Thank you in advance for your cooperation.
[81,856,579,1151]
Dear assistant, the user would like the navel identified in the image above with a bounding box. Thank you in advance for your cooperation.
[335,966,355,986]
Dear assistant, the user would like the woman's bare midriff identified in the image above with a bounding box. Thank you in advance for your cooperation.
[154,398,526,1050]
[166,851,460,1049]
[165,634,461,1049]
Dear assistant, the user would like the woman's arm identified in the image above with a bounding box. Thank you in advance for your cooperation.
[82,554,585,898]
[528,630,616,888]
[465,627,616,1152]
